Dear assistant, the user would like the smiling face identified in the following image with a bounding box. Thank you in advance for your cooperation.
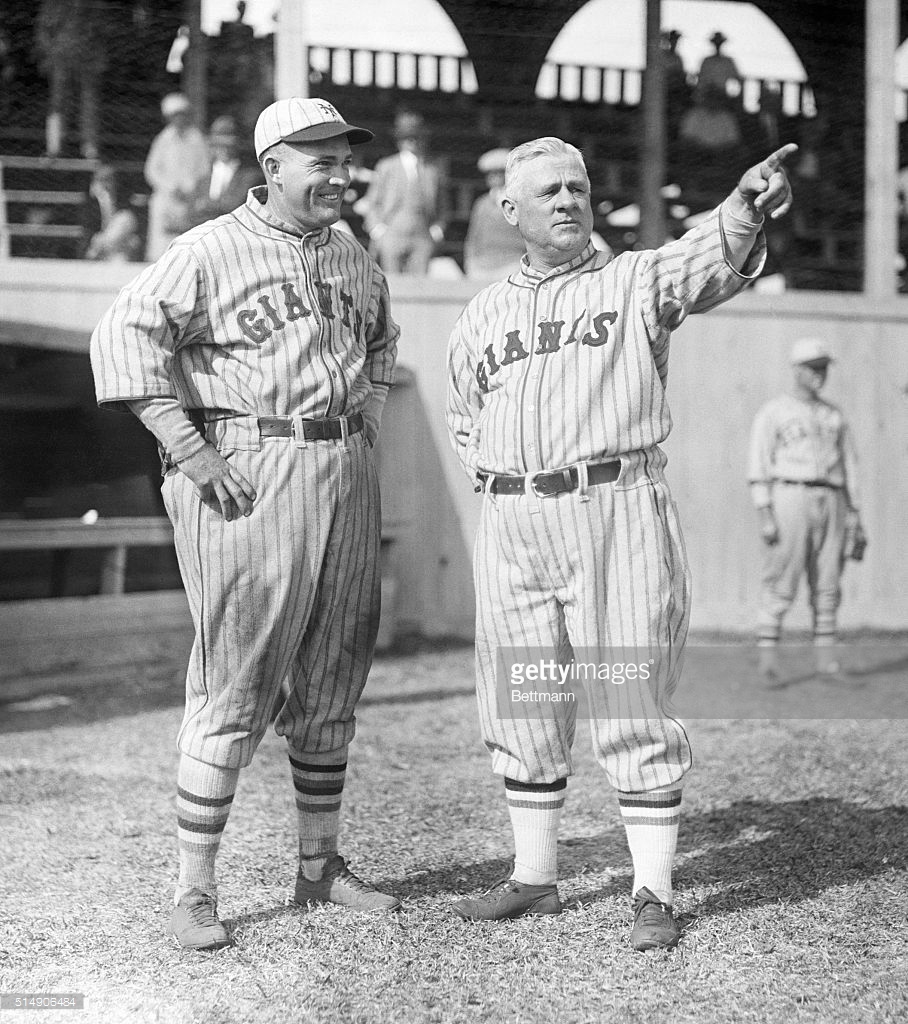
[262,137,353,233]
[502,152,594,270]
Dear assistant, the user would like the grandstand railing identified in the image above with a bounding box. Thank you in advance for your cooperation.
[307,44,820,117]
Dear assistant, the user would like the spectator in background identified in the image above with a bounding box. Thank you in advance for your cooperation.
[81,164,142,262]
[677,36,744,199]
[463,148,526,278]
[143,93,210,260]
[36,0,110,158]
[694,31,743,111]
[661,29,691,139]
[363,109,447,274]
[191,115,262,223]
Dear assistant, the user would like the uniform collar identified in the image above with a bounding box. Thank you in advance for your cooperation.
[237,185,331,242]
[518,241,599,283]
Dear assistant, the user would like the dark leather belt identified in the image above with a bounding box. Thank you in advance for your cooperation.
[777,478,836,488]
[258,412,364,440]
[478,460,621,497]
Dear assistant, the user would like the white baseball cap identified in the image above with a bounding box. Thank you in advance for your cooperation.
[254,98,373,159]
[790,337,833,366]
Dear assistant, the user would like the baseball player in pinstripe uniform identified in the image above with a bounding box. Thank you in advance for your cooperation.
[90,98,400,951]
[748,337,865,679]
[446,137,796,949]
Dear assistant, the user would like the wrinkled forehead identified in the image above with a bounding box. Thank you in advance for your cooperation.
[510,152,589,194]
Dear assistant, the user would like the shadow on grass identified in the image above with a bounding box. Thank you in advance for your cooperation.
[359,685,475,707]
[227,796,908,922]
[553,796,908,917]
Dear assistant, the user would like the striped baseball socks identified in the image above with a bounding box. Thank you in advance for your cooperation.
[617,786,682,906]
[505,777,567,886]
[175,754,239,903]
[288,745,348,882]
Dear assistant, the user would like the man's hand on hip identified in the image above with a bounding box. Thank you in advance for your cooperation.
[177,444,257,520]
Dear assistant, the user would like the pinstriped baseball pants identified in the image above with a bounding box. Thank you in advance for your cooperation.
[757,482,847,641]
[473,451,693,792]
[162,432,380,769]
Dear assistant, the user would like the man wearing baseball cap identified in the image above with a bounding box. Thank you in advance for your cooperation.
[91,97,400,950]
[748,337,865,679]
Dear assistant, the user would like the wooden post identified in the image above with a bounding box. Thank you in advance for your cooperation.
[100,546,128,596]
[183,0,207,130]
[864,0,898,297]
[639,0,666,249]
[275,0,309,98]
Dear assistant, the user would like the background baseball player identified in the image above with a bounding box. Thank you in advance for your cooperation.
[446,136,796,950]
[90,97,400,951]
[748,337,865,678]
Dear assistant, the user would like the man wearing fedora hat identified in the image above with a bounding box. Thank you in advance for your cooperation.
[91,97,400,950]
[143,92,211,259]
[748,338,865,678]
[694,31,742,109]
[362,108,447,274]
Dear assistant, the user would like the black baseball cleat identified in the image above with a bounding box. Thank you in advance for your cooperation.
[170,888,231,950]
[630,887,681,951]
[294,854,402,912]
[452,877,561,921]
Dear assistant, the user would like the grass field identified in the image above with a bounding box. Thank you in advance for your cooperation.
[1,629,907,1024]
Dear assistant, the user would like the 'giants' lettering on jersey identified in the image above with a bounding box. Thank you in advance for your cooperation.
[236,280,364,343]
[474,309,618,392]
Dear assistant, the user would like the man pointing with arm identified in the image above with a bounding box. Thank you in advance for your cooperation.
[446,141,795,951]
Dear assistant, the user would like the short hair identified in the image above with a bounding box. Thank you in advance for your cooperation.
[504,137,588,196]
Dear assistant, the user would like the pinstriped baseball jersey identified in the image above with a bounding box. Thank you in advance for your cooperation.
[447,206,764,478]
[91,186,398,431]
[747,393,860,508]
[90,185,398,770]
[447,202,766,789]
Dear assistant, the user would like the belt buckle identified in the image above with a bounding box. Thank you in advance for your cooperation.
[290,415,308,448]
[531,468,573,498]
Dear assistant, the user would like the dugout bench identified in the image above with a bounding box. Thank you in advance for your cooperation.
[0,515,403,649]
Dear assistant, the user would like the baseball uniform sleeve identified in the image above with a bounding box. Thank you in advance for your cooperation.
[638,201,766,336]
[445,304,483,481]
[362,263,399,387]
[90,246,205,414]
[128,395,207,465]
[747,402,776,509]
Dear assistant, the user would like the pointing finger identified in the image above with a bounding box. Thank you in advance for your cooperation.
[761,143,799,174]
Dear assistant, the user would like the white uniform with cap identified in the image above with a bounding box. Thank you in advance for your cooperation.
[91,98,399,769]
[748,337,861,659]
